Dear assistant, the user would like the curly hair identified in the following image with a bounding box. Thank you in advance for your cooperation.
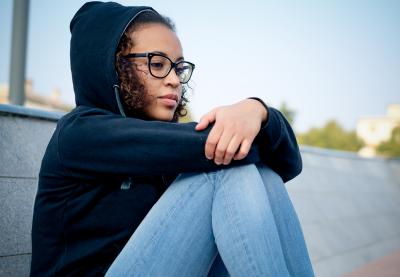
[115,12,189,122]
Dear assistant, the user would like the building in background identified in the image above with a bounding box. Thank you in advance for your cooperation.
[357,104,400,157]
[0,80,73,112]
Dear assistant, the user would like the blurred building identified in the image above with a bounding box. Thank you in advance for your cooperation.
[0,80,73,112]
[357,104,400,157]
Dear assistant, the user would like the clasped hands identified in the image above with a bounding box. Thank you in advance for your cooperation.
[195,99,268,165]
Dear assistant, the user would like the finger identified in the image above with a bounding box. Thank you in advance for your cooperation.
[213,129,235,165]
[223,135,242,165]
[233,139,252,160]
[205,123,224,160]
[195,110,216,131]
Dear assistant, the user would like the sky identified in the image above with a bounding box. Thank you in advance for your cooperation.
[1,0,399,132]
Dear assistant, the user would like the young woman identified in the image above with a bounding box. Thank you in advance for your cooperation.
[30,2,314,276]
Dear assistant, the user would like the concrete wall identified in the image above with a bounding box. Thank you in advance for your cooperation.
[1,104,400,277]
[0,105,60,277]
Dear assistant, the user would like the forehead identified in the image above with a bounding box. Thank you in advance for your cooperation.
[129,24,183,59]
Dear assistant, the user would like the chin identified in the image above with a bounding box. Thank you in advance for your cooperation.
[153,111,175,122]
[143,106,176,121]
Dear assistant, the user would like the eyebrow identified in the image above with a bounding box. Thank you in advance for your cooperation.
[153,51,184,62]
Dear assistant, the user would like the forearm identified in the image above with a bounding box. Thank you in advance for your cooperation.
[58,109,262,177]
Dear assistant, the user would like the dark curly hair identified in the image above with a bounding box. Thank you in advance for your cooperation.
[115,11,189,122]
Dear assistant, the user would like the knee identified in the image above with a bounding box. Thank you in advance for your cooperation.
[256,163,283,185]
[217,163,261,186]
[222,163,258,175]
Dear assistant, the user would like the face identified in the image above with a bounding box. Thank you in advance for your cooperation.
[128,24,184,121]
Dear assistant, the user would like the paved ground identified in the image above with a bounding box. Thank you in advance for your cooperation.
[342,251,400,277]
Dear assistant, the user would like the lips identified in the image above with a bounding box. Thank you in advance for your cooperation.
[158,94,178,103]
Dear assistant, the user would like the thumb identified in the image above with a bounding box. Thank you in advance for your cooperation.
[195,110,216,131]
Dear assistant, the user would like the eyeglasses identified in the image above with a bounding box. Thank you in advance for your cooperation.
[123,52,195,84]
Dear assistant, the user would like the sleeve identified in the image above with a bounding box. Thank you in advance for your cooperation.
[250,98,303,183]
[58,109,261,178]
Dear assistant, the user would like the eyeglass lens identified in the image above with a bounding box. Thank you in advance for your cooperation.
[149,55,193,83]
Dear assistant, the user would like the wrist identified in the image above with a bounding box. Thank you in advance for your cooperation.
[246,98,268,122]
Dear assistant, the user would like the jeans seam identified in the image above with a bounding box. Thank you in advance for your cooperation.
[204,171,216,184]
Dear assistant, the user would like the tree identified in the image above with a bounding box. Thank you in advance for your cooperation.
[279,102,296,125]
[376,126,400,157]
[297,120,364,152]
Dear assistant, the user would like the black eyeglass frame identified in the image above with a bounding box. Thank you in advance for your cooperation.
[123,52,195,84]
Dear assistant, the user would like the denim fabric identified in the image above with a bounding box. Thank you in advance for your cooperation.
[106,164,314,277]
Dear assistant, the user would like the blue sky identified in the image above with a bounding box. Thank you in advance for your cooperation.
[1,0,399,132]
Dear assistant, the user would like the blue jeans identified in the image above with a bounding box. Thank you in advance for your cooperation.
[106,163,315,277]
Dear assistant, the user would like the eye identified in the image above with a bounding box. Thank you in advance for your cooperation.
[175,67,184,75]
[150,62,164,70]
[175,64,190,75]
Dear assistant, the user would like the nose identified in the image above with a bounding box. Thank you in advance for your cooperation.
[164,67,181,87]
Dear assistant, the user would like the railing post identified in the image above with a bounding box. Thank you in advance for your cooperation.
[8,0,30,105]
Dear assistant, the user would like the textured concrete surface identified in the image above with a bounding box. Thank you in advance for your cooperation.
[1,107,400,277]
[0,114,56,178]
[286,147,400,277]
[0,178,37,257]
[0,254,31,277]
[0,110,57,277]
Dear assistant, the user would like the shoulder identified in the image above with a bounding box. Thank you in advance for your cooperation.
[57,105,113,127]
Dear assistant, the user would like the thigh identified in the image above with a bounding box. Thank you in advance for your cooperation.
[106,172,219,277]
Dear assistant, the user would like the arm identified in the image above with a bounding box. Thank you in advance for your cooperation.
[195,98,302,183]
[58,107,261,178]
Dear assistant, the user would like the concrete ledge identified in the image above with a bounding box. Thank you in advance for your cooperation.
[0,103,65,121]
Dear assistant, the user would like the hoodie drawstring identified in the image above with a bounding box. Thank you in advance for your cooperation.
[114,85,126,117]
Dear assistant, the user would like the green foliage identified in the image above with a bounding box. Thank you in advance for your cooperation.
[376,126,400,157]
[279,102,296,125]
[297,120,364,152]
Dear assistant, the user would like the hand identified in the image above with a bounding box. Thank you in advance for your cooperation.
[195,99,268,165]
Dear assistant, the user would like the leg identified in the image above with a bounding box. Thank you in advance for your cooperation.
[107,163,313,276]
[106,172,219,277]
[256,163,315,277]
[208,163,315,277]
[212,164,291,277]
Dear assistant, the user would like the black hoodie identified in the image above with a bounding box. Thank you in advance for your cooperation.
[30,2,302,276]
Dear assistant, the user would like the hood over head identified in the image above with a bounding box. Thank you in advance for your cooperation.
[70,1,157,114]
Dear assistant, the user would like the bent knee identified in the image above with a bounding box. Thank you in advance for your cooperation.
[219,163,283,185]
[218,163,260,184]
[222,163,258,175]
[256,163,283,184]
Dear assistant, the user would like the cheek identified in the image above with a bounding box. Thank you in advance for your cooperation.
[140,78,158,98]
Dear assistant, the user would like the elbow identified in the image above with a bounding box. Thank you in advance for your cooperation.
[282,150,302,183]
[292,149,303,179]
[296,151,303,176]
